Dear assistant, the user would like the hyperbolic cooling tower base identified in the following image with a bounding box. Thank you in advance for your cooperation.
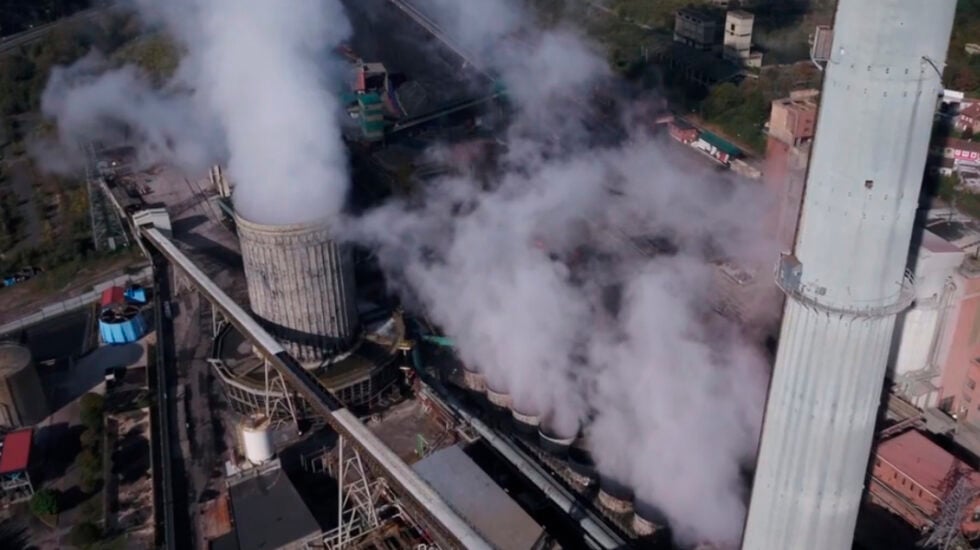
[210,309,406,420]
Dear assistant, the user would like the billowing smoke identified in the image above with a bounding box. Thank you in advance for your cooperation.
[37,0,778,544]
[349,0,777,545]
[39,0,353,225]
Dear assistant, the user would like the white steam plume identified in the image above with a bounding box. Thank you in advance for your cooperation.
[39,0,353,226]
[350,0,777,546]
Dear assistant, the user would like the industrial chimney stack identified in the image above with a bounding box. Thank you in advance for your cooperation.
[743,1,956,548]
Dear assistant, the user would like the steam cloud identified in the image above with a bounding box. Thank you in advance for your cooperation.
[39,0,353,225]
[38,0,778,545]
[350,0,777,545]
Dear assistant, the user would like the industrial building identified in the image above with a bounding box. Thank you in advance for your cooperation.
[0,428,34,504]
[763,89,819,253]
[0,344,47,428]
[889,231,965,409]
[869,429,980,539]
[721,10,762,68]
[413,445,545,549]
[673,6,722,52]
[207,459,323,550]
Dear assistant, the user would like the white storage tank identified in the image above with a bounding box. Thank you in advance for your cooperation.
[241,416,274,464]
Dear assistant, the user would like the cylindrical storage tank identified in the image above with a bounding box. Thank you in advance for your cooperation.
[99,304,147,344]
[598,475,634,515]
[235,214,359,364]
[241,416,274,464]
[0,343,47,427]
[461,365,486,394]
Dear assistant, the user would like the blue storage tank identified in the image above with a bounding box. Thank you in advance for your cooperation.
[124,285,147,305]
[99,304,147,344]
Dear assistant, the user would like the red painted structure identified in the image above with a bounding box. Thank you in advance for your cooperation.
[100,286,126,307]
[0,429,32,474]
[870,430,980,536]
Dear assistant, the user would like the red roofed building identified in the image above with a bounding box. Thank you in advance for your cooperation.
[931,137,980,164]
[956,102,980,135]
[869,430,980,537]
[0,429,33,503]
[101,286,126,307]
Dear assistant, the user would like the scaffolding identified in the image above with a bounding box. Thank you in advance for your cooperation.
[300,436,385,549]
[0,469,33,503]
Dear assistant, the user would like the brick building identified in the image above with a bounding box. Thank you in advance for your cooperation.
[870,430,980,536]
[763,90,819,252]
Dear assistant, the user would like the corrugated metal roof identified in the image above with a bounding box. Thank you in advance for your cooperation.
[0,429,32,474]
[101,286,127,307]
[699,131,741,156]
[228,465,321,550]
[413,445,543,550]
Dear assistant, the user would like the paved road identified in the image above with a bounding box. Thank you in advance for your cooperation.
[151,258,187,550]
[0,5,108,55]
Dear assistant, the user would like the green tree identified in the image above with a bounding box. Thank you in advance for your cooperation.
[29,488,58,517]
[703,82,741,120]
[79,392,104,433]
[67,522,102,548]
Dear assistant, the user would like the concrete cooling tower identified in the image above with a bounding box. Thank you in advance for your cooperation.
[235,214,359,363]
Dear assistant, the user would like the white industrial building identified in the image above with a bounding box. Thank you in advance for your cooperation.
[889,231,965,408]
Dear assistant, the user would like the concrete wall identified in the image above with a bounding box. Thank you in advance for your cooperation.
[939,266,980,422]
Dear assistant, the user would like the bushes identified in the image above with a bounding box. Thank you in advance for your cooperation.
[79,393,104,433]
[67,521,102,548]
[76,392,105,494]
[29,488,59,517]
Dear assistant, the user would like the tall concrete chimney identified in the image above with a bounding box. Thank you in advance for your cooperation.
[742,1,956,548]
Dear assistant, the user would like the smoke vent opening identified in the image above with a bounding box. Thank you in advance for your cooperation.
[461,364,487,394]
[538,421,577,457]
[511,406,541,435]
[598,475,635,514]
[485,383,512,411]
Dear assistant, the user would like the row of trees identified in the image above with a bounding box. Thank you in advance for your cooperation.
[77,392,105,494]
[27,393,106,547]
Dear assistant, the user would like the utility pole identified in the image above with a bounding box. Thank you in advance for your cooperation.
[921,474,979,550]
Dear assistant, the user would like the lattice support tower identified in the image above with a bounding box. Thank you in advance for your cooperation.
[921,475,980,550]
[306,435,383,549]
